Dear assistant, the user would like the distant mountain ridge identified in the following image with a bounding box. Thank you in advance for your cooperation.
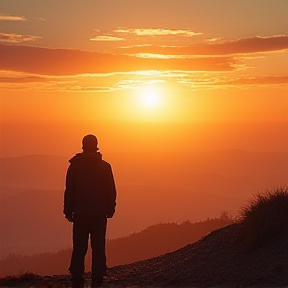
[1,151,287,189]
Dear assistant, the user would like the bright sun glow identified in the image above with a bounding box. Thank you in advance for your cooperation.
[126,83,178,122]
[140,86,161,108]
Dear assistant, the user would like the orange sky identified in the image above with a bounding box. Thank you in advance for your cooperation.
[0,0,287,156]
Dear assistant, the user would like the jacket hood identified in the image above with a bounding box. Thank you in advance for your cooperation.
[69,152,102,163]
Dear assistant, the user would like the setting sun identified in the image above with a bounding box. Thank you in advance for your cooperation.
[140,86,161,108]
[124,84,179,122]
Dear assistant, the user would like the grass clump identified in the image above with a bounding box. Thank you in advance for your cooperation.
[0,272,42,287]
[240,186,288,250]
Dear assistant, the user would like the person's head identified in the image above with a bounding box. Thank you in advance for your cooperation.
[82,134,98,152]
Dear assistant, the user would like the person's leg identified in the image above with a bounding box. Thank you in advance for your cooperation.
[69,217,90,282]
[90,217,107,284]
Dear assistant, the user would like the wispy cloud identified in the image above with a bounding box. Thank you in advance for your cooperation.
[0,33,42,43]
[1,34,286,92]
[177,74,288,89]
[114,28,201,37]
[116,35,288,56]
[89,27,201,44]
[1,70,287,92]
[0,44,236,76]
[221,75,288,86]
[0,75,48,83]
[65,86,114,92]
[90,35,124,42]
[0,14,28,21]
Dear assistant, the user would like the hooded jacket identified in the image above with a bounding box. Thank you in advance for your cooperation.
[63,152,116,217]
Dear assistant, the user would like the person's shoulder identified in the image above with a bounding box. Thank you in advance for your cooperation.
[101,159,112,168]
[68,152,111,169]
[68,153,82,164]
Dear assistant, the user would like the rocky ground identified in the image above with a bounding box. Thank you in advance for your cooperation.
[1,223,288,287]
[109,223,288,287]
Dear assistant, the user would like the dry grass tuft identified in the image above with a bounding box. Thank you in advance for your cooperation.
[240,186,288,250]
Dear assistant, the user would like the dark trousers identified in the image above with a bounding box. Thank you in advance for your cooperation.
[69,215,107,280]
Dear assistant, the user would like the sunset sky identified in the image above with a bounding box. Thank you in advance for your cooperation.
[0,0,287,156]
[0,1,288,261]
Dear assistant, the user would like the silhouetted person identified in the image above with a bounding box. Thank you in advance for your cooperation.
[63,134,117,287]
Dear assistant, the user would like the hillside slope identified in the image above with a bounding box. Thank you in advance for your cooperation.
[1,223,287,286]
[109,223,288,286]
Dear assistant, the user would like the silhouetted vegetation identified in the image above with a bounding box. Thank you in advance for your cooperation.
[240,186,288,249]
[0,272,70,287]
[0,272,42,287]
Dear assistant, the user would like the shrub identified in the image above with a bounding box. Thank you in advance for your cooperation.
[0,272,42,287]
[240,186,288,250]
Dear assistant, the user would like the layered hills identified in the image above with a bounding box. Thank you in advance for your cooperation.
[1,151,287,259]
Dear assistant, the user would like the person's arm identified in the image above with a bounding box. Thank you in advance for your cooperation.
[63,164,76,221]
[106,164,117,218]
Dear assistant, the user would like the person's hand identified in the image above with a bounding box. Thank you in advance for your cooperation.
[107,212,114,218]
[106,208,115,218]
[65,213,74,222]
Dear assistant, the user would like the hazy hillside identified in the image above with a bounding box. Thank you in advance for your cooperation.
[0,155,68,192]
[106,218,233,266]
[0,218,233,276]
[1,151,287,191]
[0,189,71,259]
[1,151,287,258]
[0,186,240,260]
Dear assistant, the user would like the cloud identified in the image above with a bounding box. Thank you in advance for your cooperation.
[116,35,288,55]
[0,44,236,76]
[0,14,27,21]
[51,75,288,92]
[0,75,49,83]
[90,27,201,43]
[0,33,42,43]
[1,69,287,92]
[114,28,201,37]
[62,85,116,93]
[222,75,288,86]
[178,75,288,89]
[90,35,124,42]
